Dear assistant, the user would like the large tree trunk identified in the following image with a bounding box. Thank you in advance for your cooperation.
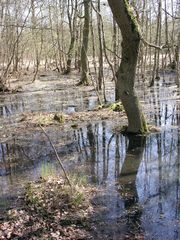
[107,0,148,134]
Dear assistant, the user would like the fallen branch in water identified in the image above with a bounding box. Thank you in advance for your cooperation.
[39,125,72,188]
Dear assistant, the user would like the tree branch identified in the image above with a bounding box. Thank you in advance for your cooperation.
[140,36,166,50]
[162,8,180,19]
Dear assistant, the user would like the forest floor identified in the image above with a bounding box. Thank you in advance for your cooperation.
[0,176,96,239]
[0,70,129,239]
[0,69,128,143]
[0,69,178,240]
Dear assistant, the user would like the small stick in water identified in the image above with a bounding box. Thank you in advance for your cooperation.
[39,125,72,188]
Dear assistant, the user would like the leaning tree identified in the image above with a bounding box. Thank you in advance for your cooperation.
[107,0,148,134]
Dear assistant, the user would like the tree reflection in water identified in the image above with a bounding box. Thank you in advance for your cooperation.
[118,135,146,238]
[73,122,179,239]
[0,120,179,239]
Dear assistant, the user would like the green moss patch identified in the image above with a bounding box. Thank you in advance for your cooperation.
[110,102,124,112]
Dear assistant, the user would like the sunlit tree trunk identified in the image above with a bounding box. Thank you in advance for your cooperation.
[97,0,103,90]
[138,0,147,79]
[78,0,90,85]
[164,0,172,66]
[48,3,59,72]
[175,33,180,87]
[112,18,118,72]
[150,0,162,86]
[13,0,19,72]
[64,0,78,74]
[90,5,97,78]
[31,0,38,81]
[108,0,148,134]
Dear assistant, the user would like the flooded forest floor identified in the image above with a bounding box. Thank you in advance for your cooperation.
[0,70,180,239]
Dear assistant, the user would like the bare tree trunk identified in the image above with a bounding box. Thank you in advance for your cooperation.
[175,33,180,87]
[112,18,118,72]
[97,0,103,90]
[108,0,148,134]
[0,2,30,91]
[13,0,19,72]
[48,3,59,72]
[164,0,172,66]
[78,0,90,85]
[31,0,41,82]
[90,6,97,78]
[64,0,78,74]
[150,0,162,86]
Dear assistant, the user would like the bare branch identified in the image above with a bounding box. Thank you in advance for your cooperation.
[162,8,180,19]
[39,125,72,188]
[140,36,165,50]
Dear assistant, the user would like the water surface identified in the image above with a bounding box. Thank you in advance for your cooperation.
[0,73,179,239]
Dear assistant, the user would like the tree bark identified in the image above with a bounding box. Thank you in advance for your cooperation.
[79,0,90,85]
[97,0,103,90]
[107,0,148,134]
[64,0,78,74]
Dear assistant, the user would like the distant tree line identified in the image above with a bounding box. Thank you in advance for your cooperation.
[0,0,179,90]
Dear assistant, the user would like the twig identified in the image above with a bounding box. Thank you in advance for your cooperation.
[39,125,72,188]
[140,36,167,50]
[105,46,122,59]
[162,8,180,19]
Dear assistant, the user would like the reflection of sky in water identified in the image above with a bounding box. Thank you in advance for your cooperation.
[137,130,179,240]
[0,121,179,239]
[0,83,98,122]
[74,123,179,239]
[137,78,179,127]
[0,74,179,238]
[0,73,179,128]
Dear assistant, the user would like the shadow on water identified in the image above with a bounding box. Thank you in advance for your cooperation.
[72,122,179,240]
[0,124,179,239]
[117,135,146,238]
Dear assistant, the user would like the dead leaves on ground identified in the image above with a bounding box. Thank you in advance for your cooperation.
[0,177,95,240]
[18,107,126,128]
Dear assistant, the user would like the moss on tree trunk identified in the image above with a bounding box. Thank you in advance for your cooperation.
[108,0,148,134]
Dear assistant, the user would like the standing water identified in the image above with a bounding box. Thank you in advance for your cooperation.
[0,73,179,239]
